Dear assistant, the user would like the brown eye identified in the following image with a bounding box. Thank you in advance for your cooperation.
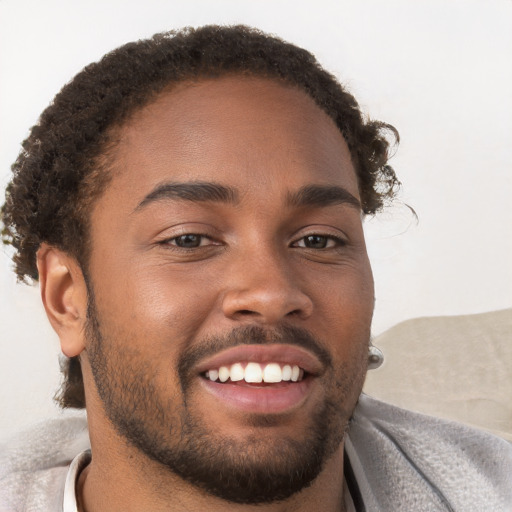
[173,234,203,248]
[293,234,345,249]
[303,235,329,249]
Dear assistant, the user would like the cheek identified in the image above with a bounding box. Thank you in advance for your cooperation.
[91,263,220,353]
[312,263,374,353]
[314,258,374,314]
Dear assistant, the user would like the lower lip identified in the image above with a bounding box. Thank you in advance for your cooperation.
[199,377,314,414]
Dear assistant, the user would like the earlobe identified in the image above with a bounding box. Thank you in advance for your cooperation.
[37,244,88,357]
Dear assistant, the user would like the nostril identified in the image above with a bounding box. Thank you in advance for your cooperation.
[223,289,313,323]
[238,309,256,316]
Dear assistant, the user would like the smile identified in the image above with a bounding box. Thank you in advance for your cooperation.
[196,344,321,414]
[205,362,305,384]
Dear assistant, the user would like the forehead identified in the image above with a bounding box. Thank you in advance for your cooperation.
[103,76,359,207]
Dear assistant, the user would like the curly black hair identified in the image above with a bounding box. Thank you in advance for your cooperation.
[1,25,400,408]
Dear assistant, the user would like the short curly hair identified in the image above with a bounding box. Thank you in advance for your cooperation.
[1,25,400,408]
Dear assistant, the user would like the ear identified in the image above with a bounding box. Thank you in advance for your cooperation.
[37,243,88,357]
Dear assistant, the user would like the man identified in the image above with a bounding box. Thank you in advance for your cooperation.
[1,25,510,512]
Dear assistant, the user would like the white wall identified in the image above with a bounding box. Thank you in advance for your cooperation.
[1,0,511,440]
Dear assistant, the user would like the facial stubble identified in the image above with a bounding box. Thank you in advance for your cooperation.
[85,292,368,504]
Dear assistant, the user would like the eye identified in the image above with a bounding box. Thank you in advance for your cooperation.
[293,234,344,249]
[165,234,211,248]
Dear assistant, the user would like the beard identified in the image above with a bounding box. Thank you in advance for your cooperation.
[85,291,368,504]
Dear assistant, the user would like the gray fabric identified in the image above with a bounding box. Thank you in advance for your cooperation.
[348,395,512,511]
[1,397,510,511]
[0,415,89,512]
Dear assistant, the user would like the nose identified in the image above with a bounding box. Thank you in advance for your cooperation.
[221,250,314,324]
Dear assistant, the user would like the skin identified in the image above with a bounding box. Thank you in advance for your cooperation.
[37,76,375,511]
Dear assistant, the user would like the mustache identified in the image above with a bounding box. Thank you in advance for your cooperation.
[178,325,333,385]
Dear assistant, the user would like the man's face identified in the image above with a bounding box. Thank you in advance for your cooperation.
[83,76,374,503]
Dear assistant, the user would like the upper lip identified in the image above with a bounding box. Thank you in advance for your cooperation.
[195,344,325,376]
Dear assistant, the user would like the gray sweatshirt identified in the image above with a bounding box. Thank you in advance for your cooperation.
[1,394,511,511]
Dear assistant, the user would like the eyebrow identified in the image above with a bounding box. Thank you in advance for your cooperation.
[134,181,360,212]
[287,185,361,210]
[135,181,239,211]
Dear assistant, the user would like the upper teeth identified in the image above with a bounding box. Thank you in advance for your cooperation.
[205,363,303,383]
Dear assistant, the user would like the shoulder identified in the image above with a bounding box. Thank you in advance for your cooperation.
[0,413,89,511]
[346,394,512,512]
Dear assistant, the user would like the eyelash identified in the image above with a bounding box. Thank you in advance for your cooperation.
[292,234,346,249]
[159,233,217,249]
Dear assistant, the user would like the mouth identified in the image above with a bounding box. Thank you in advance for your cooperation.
[196,344,322,414]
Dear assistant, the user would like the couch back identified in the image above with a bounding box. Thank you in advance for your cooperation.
[363,309,512,441]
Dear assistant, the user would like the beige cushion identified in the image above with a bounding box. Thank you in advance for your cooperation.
[363,309,512,441]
